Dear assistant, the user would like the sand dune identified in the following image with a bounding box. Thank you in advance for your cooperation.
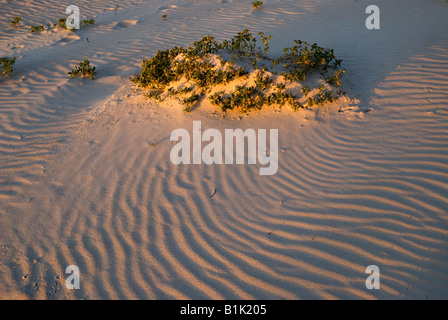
[1,0,448,300]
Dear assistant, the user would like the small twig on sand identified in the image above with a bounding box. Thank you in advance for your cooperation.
[209,188,217,198]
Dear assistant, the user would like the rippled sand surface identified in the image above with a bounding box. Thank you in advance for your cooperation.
[1,0,447,299]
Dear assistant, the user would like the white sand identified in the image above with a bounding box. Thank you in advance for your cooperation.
[1,0,448,299]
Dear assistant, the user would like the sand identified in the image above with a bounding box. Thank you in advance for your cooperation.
[1,0,448,299]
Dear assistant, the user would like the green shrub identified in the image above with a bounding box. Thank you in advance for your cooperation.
[254,71,273,90]
[281,40,342,82]
[182,93,201,112]
[258,32,271,54]
[252,1,264,9]
[144,90,163,102]
[326,69,345,86]
[301,85,310,96]
[30,25,45,32]
[131,47,184,89]
[10,16,22,28]
[0,57,16,77]
[276,82,286,91]
[131,30,346,113]
[55,18,68,29]
[30,17,95,33]
[81,18,95,27]
[68,59,96,80]
[222,29,257,60]
[54,17,94,30]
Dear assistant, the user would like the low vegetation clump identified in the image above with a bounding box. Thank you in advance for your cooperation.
[30,24,45,32]
[55,17,95,30]
[252,1,264,9]
[0,57,16,77]
[81,18,95,27]
[55,18,69,29]
[10,16,22,28]
[28,17,95,32]
[131,29,345,113]
[68,59,96,80]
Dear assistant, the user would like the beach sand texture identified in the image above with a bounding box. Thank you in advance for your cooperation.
[1,0,448,299]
